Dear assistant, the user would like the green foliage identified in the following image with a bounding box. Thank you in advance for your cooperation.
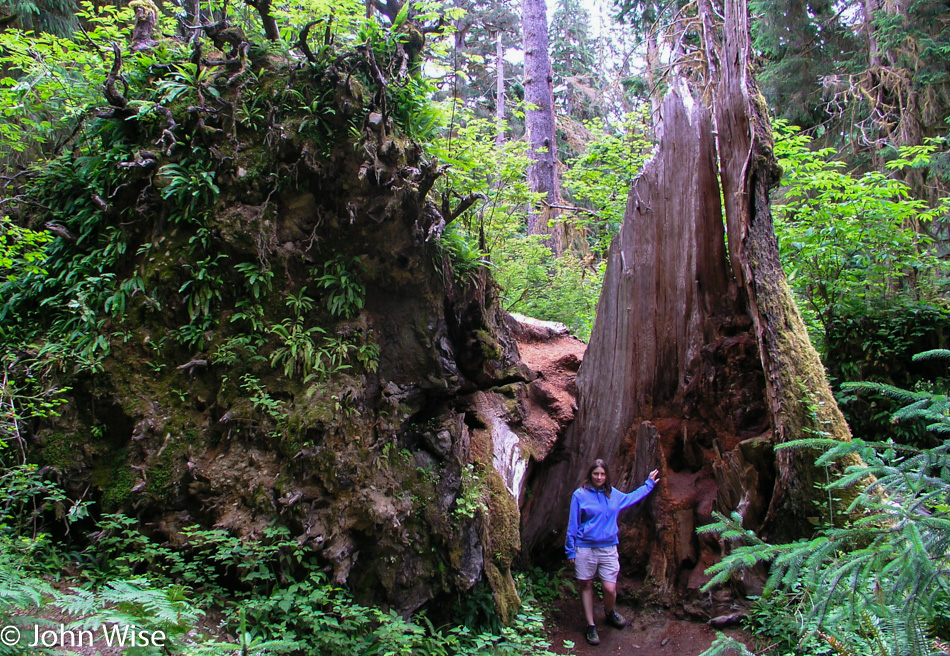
[700,355,950,656]
[235,262,275,300]
[0,217,50,284]
[438,223,491,284]
[316,256,365,319]
[180,254,226,320]
[549,0,600,126]
[453,463,486,520]
[425,108,651,340]
[154,62,221,105]
[748,0,858,131]
[270,318,328,378]
[493,235,603,341]
[773,121,950,350]
[158,158,221,224]
[58,579,202,654]
[561,110,653,256]
[824,301,950,445]
[240,374,287,426]
[83,513,562,656]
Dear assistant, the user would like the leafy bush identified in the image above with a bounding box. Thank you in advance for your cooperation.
[492,233,604,341]
[437,223,492,284]
[772,122,950,351]
[826,303,950,445]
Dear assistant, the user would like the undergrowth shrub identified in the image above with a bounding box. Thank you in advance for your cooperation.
[700,351,950,656]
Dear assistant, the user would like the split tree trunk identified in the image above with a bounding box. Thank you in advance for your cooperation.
[522,0,854,603]
[702,0,855,541]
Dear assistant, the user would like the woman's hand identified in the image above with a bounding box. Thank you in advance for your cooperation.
[648,469,660,483]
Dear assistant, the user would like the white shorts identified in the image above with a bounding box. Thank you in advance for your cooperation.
[574,546,620,583]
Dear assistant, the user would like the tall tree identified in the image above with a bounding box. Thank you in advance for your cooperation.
[434,0,520,121]
[748,0,858,131]
[0,0,77,36]
[549,0,599,122]
[521,0,561,246]
[494,26,506,147]
[612,0,694,109]
[751,0,950,206]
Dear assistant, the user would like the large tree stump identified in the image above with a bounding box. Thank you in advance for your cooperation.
[521,0,855,606]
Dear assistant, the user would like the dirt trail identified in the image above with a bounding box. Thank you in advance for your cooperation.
[545,594,753,656]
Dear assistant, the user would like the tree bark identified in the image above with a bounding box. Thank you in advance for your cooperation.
[495,29,505,149]
[522,0,856,602]
[521,0,561,251]
[702,0,855,540]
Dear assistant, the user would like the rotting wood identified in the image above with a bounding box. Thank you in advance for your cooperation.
[700,0,856,541]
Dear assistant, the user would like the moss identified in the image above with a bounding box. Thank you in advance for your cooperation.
[479,466,523,625]
[485,470,520,565]
[144,430,192,502]
[96,449,136,512]
[39,431,78,472]
[483,561,520,626]
[473,329,502,361]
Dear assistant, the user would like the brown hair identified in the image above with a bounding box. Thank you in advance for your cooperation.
[582,459,612,498]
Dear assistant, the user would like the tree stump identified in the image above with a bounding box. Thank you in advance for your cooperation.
[522,0,855,606]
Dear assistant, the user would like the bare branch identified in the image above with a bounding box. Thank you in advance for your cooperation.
[103,42,128,110]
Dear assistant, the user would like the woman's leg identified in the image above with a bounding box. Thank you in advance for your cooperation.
[602,579,617,614]
[579,579,595,626]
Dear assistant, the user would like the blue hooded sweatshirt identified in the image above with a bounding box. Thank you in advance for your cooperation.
[565,479,656,560]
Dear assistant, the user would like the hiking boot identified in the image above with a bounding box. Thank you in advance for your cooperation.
[606,609,627,628]
[585,625,600,645]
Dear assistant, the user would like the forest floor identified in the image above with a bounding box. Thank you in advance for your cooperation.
[545,593,755,655]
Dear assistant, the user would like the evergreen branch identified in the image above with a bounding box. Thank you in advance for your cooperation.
[911,349,950,363]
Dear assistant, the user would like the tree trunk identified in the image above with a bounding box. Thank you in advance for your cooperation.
[521,0,561,251]
[495,29,505,149]
[246,0,280,41]
[703,0,856,540]
[521,81,750,602]
[522,0,856,603]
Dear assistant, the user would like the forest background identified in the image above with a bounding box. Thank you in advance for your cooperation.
[0,0,949,653]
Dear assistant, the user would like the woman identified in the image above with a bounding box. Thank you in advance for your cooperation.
[565,459,659,646]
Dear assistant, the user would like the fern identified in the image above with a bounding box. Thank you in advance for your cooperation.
[60,578,202,650]
[912,349,950,363]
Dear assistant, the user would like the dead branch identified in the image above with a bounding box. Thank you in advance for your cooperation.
[151,105,178,154]
[295,18,331,63]
[176,358,208,375]
[448,193,486,224]
[44,222,76,242]
[103,42,128,110]
[416,159,447,200]
[543,202,602,220]
[91,194,112,214]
